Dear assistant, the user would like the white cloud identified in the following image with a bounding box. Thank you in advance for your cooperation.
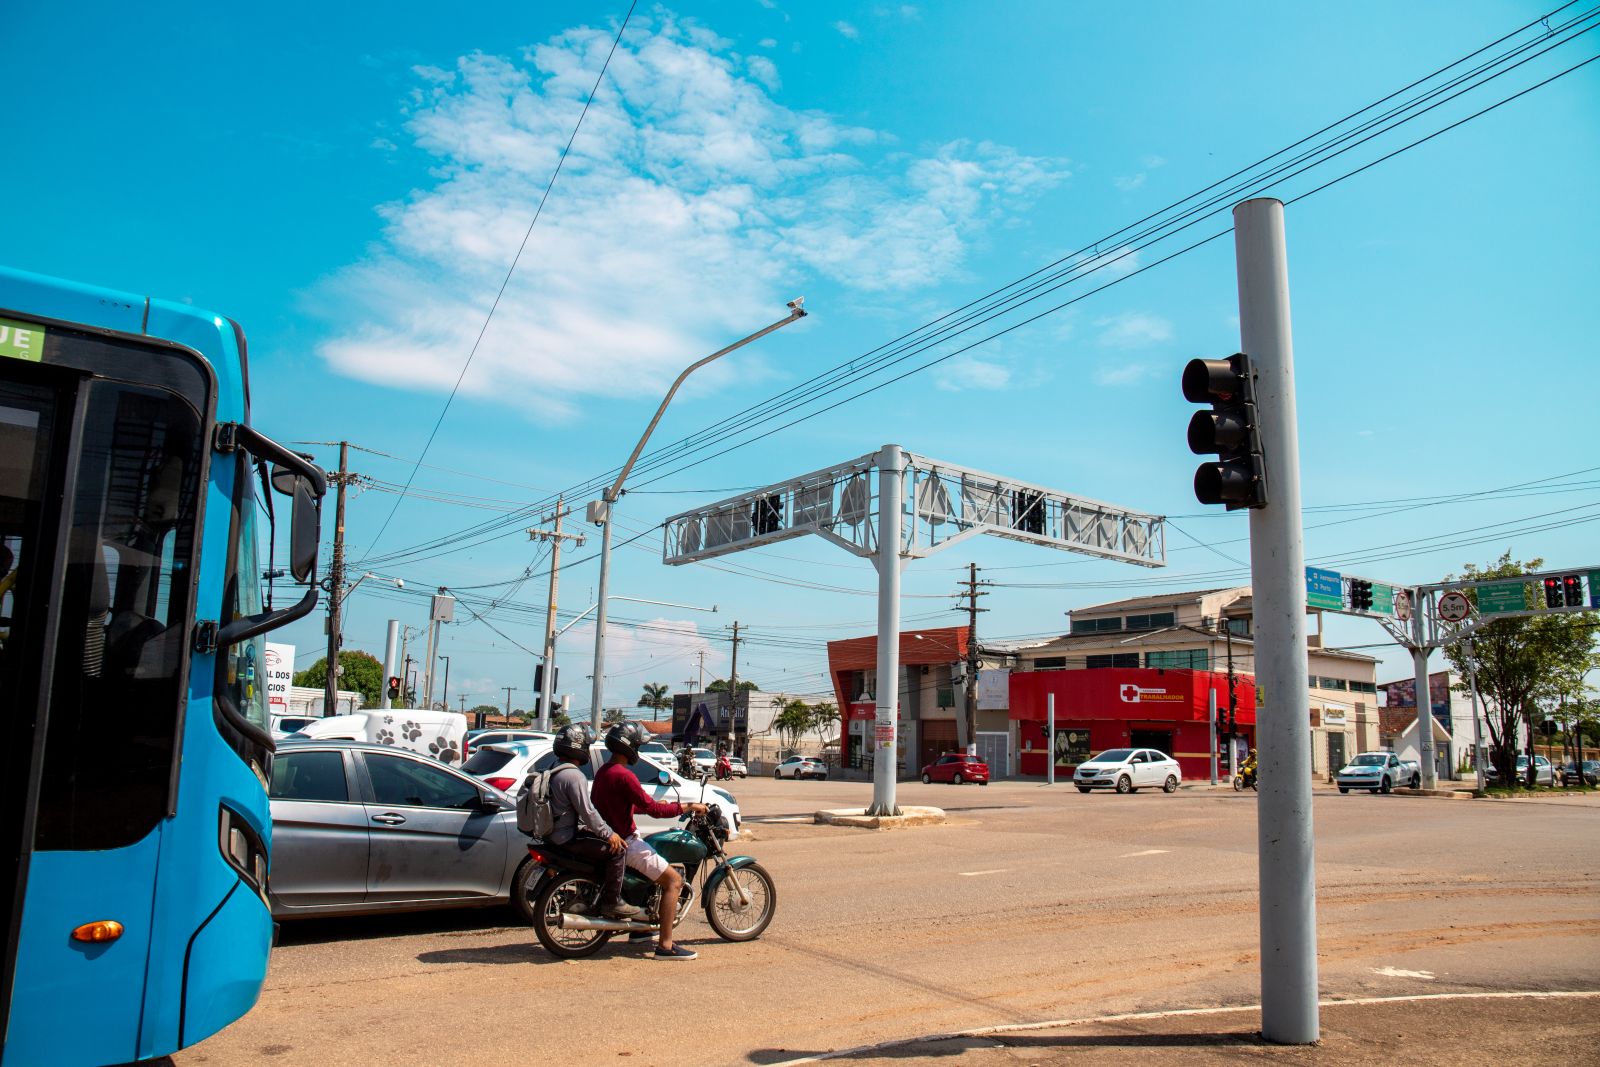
[1113,173,1145,192]
[935,355,1011,392]
[370,137,398,152]
[834,20,859,39]
[1093,362,1156,387]
[758,37,778,48]
[313,12,1067,417]
[1094,312,1172,348]
[1141,154,1167,169]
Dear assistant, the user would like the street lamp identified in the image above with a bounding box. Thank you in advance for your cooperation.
[588,299,807,731]
[438,655,451,712]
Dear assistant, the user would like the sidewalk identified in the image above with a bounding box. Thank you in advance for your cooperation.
[759,990,1600,1065]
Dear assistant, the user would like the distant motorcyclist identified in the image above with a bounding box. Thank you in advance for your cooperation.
[1236,748,1259,790]
[543,724,640,920]
[596,722,706,960]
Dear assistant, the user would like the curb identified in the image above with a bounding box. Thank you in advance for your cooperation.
[813,806,947,829]
[1392,787,1476,800]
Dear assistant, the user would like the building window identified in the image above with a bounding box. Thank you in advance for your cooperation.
[1032,656,1067,670]
[1087,653,1140,669]
[1317,677,1349,691]
[1349,680,1376,694]
[1225,617,1250,635]
[1145,648,1210,670]
[1124,612,1176,631]
[1070,616,1123,634]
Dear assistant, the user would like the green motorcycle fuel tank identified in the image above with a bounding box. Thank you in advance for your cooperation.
[621,828,711,900]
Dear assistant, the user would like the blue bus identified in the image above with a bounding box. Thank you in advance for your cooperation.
[0,265,324,1065]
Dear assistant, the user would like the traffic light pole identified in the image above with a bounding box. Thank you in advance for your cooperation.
[867,443,904,818]
[380,619,399,710]
[1235,197,1319,1045]
[1409,615,1437,790]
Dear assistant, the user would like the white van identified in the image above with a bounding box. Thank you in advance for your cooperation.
[290,709,470,765]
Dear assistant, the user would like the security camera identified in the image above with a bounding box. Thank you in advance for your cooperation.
[787,296,805,311]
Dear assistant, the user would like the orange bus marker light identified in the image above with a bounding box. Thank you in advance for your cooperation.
[71,920,124,943]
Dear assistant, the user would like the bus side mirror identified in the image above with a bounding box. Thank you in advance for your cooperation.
[272,464,323,583]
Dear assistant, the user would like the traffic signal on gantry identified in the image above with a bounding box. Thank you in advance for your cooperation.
[1349,579,1374,612]
[1545,574,1585,608]
[1182,353,1268,509]
[387,676,401,700]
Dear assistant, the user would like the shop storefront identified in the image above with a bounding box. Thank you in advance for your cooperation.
[1010,667,1256,781]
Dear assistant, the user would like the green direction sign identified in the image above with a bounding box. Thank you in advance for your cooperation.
[1371,583,1395,616]
[1590,570,1600,610]
[0,317,45,362]
[1305,566,1343,611]
[1477,581,1528,615]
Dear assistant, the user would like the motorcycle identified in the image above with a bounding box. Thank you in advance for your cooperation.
[714,753,733,781]
[523,794,776,959]
[1232,761,1258,791]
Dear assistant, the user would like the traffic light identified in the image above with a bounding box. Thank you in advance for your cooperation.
[1543,577,1562,609]
[1562,574,1583,607]
[534,664,559,692]
[1349,579,1373,612]
[1013,489,1045,534]
[386,676,401,700]
[1182,353,1267,509]
[752,494,783,535]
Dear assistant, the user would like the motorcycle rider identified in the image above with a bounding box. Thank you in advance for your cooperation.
[595,721,707,960]
[543,724,641,920]
[1239,747,1259,788]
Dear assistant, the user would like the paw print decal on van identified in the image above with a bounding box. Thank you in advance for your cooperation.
[400,721,423,742]
[429,736,461,764]
[376,728,396,745]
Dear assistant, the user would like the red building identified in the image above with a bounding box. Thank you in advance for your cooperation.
[826,626,973,774]
[1010,667,1256,781]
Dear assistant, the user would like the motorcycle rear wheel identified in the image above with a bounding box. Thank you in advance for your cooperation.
[532,872,615,959]
[705,862,777,942]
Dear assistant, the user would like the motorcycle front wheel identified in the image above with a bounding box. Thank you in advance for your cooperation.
[532,872,615,959]
[1232,775,1243,791]
[705,862,777,942]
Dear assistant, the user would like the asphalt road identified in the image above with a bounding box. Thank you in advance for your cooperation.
[173,778,1600,1067]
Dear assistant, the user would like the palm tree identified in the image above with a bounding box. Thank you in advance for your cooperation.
[637,682,671,720]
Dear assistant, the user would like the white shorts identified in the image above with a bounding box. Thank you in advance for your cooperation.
[622,834,669,881]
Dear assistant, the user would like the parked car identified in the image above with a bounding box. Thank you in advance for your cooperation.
[727,755,748,778]
[774,755,828,780]
[921,752,990,785]
[1337,751,1421,793]
[1560,759,1599,787]
[1483,754,1555,786]
[290,708,470,765]
[466,728,552,750]
[1073,748,1181,794]
[268,740,528,920]
[461,739,553,793]
[269,712,321,739]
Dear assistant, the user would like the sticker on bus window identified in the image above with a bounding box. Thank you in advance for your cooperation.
[0,317,45,361]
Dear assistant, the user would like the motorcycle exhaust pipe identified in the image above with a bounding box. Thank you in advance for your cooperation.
[557,914,656,933]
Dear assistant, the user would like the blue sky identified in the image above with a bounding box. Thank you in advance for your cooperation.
[5,1,1597,712]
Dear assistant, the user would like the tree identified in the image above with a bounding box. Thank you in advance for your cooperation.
[602,707,627,725]
[293,650,383,708]
[550,709,572,730]
[1443,554,1600,789]
[811,701,840,749]
[638,682,671,718]
[470,703,499,722]
[773,699,812,751]
[707,678,760,693]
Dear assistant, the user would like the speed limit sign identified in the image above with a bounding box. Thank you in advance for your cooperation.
[1437,590,1471,623]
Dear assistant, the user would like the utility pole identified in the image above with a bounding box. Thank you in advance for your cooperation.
[438,655,451,715]
[1235,197,1318,1044]
[697,650,706,693]
[324,441,351,716]
[528,499,584,731]
[1225,621,1239,778]
[502,686,517,725]
[727,622,742,756]
[958,562,989,756]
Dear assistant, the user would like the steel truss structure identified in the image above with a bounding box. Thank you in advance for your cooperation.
[662,448,1166,569]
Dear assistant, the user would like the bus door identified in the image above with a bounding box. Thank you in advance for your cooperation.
[1,341,206,1064]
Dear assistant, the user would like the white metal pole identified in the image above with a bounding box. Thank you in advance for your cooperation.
[1465,638,1487,792]
[380,619,399,710]
[590,505,614,734]
[1047,693,1056,786]
[1235,197,1319,1045]
[1409,616,1437,789]
[1209,687,1218,785]
[867,444,904,817]
[422,616,439,711]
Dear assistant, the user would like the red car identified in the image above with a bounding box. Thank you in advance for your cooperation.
[921,752,990,785]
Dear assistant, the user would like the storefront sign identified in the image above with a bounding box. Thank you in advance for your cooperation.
[265,642,294,712]
[976,668,1010,710]
[1323,708,1347,726]
[1118,683,1184,703]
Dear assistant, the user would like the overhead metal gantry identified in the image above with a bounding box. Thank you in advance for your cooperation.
[663,443,1165,815]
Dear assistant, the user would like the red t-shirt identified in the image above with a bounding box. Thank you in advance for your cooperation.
[593,760,683,838]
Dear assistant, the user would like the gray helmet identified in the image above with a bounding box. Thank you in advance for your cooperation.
[552,723,593,762]
[604,721,647,763]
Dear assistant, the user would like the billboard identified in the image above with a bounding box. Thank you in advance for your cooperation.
[1379,671,1451,731]
[671,690,750,741]
[265,642,295,713]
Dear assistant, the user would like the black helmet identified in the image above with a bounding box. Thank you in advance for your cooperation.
[552,723,593,762]
[604,721,647,763]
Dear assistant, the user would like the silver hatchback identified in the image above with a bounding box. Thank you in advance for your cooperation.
[268,740,533,920]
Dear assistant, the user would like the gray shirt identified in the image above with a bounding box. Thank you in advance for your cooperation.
[547,762,611,845]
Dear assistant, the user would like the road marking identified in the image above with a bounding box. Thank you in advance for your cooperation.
[1372,966,1435,980]
[762,990,1600,1065]
[1118,849,1170,858]
[958,868,1009,877]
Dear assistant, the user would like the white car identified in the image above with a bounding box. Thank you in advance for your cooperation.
[461,739,553,794]
[522,744,742,839]
[1074,748,1181,794]
[774,755,828,780]
[1337,751,1420,794]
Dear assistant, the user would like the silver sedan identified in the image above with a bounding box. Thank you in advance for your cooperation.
[268,740,537,921]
